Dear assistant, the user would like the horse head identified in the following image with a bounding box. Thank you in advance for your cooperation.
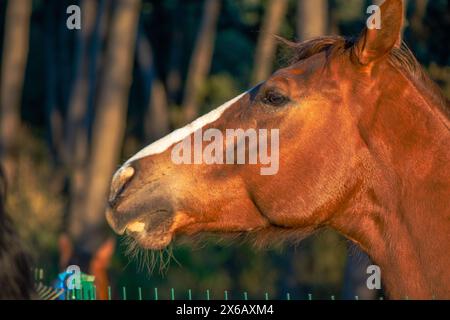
[107,0,450,298]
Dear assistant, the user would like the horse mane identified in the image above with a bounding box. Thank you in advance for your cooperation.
[280,35,450,120]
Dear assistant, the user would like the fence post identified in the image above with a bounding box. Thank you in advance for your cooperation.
[122,286,127,300]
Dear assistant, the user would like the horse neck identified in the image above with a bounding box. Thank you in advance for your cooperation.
[334,74,450,299]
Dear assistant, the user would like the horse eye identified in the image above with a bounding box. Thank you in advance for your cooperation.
[262,90,289,107]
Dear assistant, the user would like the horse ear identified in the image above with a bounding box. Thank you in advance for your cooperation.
[353,0,403,66]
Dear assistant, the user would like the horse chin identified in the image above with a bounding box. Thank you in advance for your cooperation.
[129,229,173,250]
[124,210,176,250]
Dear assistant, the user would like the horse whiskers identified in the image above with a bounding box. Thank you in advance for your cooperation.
[121,235,180,275]
[173,226,317,252]
[119,225,314,275]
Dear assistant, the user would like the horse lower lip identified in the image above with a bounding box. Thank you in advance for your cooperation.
[128,208,171,231]
[135,231,173,250]
[129,210,175,247]
[107,196,173,233]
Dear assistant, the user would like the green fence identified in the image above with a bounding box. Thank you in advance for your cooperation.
[34,268,387,301]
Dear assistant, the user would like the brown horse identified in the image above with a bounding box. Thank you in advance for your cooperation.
[106,0,449,299]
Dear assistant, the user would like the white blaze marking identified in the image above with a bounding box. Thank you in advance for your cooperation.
[124,91,248,165]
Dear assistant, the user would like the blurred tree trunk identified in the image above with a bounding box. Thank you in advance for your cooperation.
[401,0,409,38]
[137,29,170,142]
[0,0,32,184]
[44,1,62,164]
[87,0,112,132]
[411,0,428,28]
[78,0,140,299]
[58,2,73,126]
[44,1,65,194]
[82,0,140,239]
[166,3,183,105]
[146,79,170,140]
[182,0,221,123]
[65,0,102,242]
[297,0,328,42]
[410,0,428,38]
[251,0,289,85]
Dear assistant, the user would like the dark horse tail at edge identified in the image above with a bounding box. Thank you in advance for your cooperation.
[0,166,35,299]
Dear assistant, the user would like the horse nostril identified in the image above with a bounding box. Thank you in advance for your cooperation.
[109,165,135,206]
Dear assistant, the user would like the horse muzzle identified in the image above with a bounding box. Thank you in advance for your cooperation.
[107,163,176,238]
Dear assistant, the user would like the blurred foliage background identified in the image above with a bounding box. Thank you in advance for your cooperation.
[0,0,448,299]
